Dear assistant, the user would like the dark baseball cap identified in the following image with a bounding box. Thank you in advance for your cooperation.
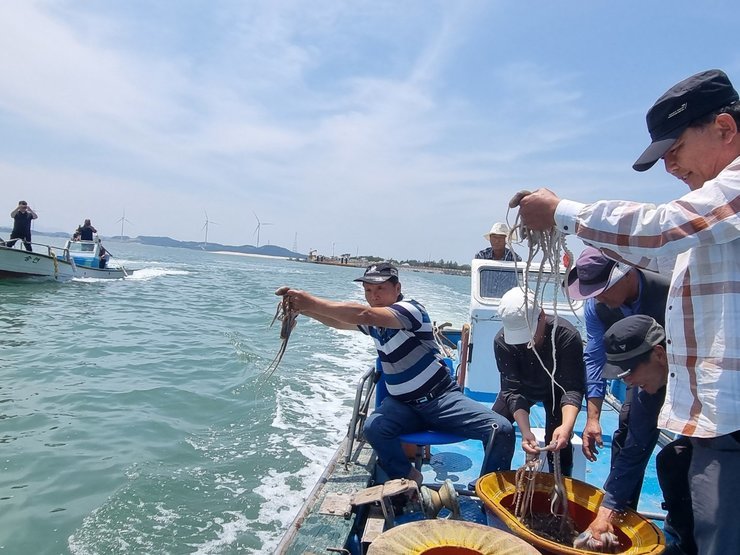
[565,247,629,300]
[602,315,666,379]
[353,262,399,284]
[633,69,739,172]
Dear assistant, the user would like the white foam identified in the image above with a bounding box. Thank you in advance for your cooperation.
[124,267,190,281]
[190,511,251,555]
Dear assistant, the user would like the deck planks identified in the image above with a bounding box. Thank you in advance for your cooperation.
[276,438,376,554]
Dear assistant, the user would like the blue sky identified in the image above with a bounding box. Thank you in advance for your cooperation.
[1,1,738,263]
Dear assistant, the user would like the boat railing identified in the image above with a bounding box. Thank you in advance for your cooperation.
[343,364,378,468]
[0,239,70,259]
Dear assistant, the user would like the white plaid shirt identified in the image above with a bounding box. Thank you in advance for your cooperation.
[554,155,740,438]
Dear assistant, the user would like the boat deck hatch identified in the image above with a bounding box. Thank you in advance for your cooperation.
[318,493,352,518]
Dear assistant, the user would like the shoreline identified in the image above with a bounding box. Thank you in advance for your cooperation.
[307,258,469,276]
[210,251,291,260]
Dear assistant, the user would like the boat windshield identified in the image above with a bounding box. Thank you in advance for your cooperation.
[479,267,566,305]
[68,241,96,253]
[479,267,519,299]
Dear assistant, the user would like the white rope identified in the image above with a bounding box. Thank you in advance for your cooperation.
[506,207,578,413]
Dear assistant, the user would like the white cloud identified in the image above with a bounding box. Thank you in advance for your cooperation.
[0,1,736,262]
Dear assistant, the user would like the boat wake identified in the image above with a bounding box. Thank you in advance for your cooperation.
[124,267,190,281]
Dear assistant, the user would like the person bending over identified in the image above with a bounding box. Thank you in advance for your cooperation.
[583,315,695,554]
[566,247,669,509]
[493,287,585,476]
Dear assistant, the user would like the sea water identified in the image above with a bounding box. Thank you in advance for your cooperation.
[0,241,470,554]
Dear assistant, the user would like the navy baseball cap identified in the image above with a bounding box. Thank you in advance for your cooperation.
[603,315,666,379]
[354,263,399,284]
[633,69,739,172]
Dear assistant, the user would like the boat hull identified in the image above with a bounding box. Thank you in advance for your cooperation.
[0,246,75,280]
[71,265,126,279]
[0,245,126,280]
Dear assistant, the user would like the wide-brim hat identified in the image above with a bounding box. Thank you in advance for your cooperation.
[566,247,630,300]
[484,222,517,241]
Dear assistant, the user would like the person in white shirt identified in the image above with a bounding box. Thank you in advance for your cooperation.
[513,69,740,555]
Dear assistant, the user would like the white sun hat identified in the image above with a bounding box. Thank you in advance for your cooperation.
[484,222,517,241]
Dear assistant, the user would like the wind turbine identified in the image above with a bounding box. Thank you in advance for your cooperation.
[116,209,133,238]
[252,211,273,248]
[202,210,219,248]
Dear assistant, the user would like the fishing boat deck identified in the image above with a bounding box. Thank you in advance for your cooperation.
[276,438,376,555]
[277,395,667,554]
[277,259,668,553]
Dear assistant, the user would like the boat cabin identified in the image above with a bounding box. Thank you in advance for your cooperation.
[465,259,584,402]
[65,238,109,269]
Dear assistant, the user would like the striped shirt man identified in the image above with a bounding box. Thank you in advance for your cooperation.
[358,299,451,402]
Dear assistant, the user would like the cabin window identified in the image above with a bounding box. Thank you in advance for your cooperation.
[479,268,567,306]
[479,268,519,299]
[525,275,567,306]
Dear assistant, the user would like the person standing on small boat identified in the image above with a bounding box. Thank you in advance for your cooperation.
[513,68,740,555]
[492,287,585,476]
[580,316,695,555]
[475,222,521,261]
[7,200,38,252]
[279,263,515,485]
[77,219,97,241]
[566,247,670,510]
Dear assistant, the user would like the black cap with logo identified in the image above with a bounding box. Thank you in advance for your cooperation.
[633,69,739,172]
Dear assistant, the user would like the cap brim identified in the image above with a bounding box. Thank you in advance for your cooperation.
[503,326,534,345]
[566,263,629,300]
[353,276,393,284]
[602,361,631,380]
[632,130,684,172]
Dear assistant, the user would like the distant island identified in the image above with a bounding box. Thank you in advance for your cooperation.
[126,235,305,259]
[1,228,471,275]
[0,227,305,259]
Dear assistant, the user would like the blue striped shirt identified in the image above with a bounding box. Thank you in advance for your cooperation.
[358,299,449,401]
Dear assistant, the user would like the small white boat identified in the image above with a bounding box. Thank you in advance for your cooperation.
[64,237,127,279]
[0,237,127,280]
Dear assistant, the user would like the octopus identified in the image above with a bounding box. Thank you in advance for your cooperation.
[261,286,298,380]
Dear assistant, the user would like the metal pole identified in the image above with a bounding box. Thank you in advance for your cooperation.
[479,422,499,477]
